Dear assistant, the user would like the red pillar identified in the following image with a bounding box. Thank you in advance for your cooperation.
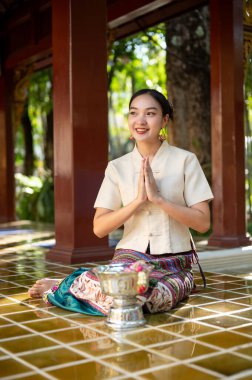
[208,0,251,247]
[47,0,113,263]
[0,74,15,223]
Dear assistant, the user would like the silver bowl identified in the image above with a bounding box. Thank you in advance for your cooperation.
[94,262,153,330]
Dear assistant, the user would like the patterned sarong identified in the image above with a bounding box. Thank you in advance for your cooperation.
[45,249,195,316]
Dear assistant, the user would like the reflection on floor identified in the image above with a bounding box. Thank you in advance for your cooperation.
[0,225,252,379]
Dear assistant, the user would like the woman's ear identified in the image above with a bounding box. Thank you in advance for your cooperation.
[163,114,169,125]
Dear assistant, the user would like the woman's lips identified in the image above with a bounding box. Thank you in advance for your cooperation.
[135,128,149,134]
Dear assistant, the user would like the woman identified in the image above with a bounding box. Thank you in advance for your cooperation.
[29,89,213,315]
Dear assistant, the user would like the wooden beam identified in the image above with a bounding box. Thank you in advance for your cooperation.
[108,0,208,40]
[3,0,51,69]
[4,38,52,70]
[108,0,173,27]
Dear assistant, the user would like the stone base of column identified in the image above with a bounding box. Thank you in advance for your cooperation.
[208,234,252,248]
[0,217,14,223]
[47,245,114,264]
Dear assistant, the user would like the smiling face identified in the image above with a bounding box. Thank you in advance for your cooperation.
[128,94,168,144]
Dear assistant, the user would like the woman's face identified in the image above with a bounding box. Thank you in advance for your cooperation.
[128,94,168,143]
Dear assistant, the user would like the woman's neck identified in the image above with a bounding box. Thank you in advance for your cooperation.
[136,140,162,160]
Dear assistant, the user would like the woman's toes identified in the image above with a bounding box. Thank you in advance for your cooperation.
[28,284,45,298]
[28,289,39,298]
[28,278,60,299]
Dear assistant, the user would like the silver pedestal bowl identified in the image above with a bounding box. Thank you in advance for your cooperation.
[94,262,153,330]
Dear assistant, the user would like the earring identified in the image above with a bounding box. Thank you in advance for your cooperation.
[159,126,167,142]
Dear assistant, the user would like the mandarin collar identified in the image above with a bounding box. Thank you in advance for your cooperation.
[131,141,169,172]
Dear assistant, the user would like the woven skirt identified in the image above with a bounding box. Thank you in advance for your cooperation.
[45,249,195,316]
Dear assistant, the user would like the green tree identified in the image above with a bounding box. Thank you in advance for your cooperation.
[21,100,34,176]
[28,67,53,173]
[15,67,54,223]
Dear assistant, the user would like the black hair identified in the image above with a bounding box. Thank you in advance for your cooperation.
[129,89,173,120]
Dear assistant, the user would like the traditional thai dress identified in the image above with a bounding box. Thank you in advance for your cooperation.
[44,142,213,315]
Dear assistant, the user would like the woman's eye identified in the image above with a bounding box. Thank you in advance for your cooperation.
[147,112,155,116]
[129,111,136,116]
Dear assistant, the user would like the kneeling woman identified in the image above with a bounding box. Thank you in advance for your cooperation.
[29,89,213,316]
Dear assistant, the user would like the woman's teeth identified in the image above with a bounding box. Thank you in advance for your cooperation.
[136,128,148,133]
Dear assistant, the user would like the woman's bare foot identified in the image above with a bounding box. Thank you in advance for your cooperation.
[28,278,61,298]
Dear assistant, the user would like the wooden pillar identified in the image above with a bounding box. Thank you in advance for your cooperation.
[0,74,15,223]
[47,0,113,263]
[208,0,251,247]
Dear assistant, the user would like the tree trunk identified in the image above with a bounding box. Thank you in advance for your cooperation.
[21,101,34,176]
[165,6,211,182]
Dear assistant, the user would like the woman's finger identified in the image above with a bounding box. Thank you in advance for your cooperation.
[137,158,147,202]
[143,157,161,202]
[144,157,154,183]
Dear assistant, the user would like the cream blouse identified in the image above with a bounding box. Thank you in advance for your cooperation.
[94,141,213,254]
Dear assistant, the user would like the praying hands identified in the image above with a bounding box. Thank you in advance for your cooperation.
[137,158,161,204]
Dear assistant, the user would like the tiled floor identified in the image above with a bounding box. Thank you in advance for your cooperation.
[0,226,252,379]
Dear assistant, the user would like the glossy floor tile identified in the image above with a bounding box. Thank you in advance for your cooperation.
[0,335,57,353]
[0,225,252,379]
[142,363,218,379]
[47,360,123,379]
[73,337,136,357]
[194,353,252,377]
[146,339,217,360]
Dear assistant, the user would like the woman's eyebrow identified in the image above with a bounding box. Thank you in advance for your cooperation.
[129,106,158,110]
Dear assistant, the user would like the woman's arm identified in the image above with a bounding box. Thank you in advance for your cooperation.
[93,159,147,238]
[144,157,211,233]
[94,200,140,238]
[153,198,210,233]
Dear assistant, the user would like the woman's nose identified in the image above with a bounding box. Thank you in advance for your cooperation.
[136,115,147,124]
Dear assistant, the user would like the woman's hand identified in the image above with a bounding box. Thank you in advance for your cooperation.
[136,158,147,204]
[144,157,161,203]
[143,158,210,233]
[94,158,148,238]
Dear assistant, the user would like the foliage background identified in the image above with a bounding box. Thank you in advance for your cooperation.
[13,6,252,235]
[15,67,54,223]
[245,53,252,234]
